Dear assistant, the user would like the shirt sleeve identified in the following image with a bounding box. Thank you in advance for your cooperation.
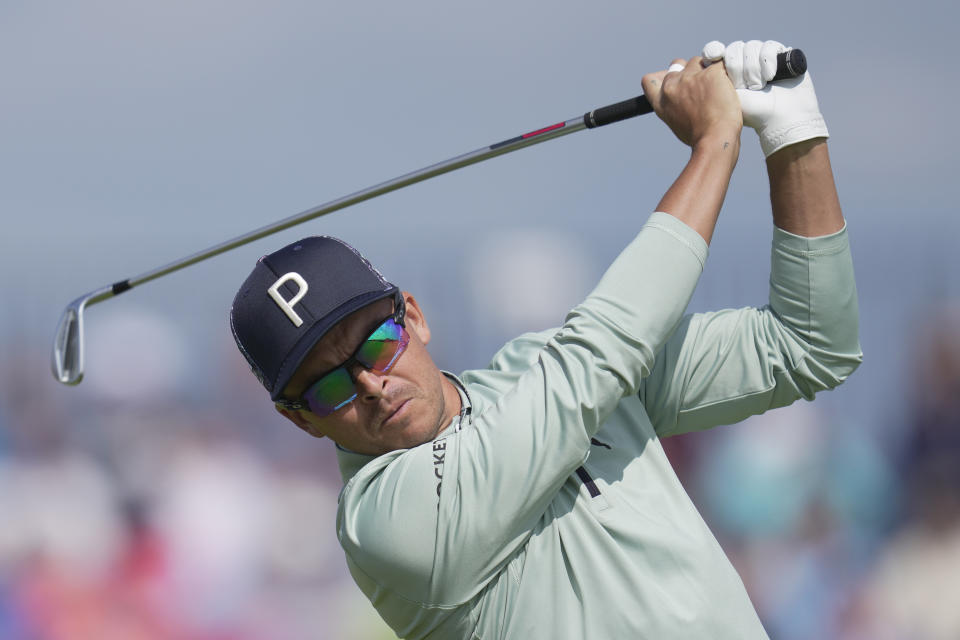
[337,212,708,607]
[641,223,863,438]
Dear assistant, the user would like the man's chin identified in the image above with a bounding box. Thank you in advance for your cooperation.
[388,420,447,453]
[392,426,437,451]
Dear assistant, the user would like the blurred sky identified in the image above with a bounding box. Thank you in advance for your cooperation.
[2,0,958,432]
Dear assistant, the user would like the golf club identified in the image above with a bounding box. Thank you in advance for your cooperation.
[51,50,807,386]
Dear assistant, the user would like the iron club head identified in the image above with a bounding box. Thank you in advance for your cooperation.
[51,286,113,385]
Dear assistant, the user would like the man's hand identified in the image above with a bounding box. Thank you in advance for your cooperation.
[702,40,828,157]
[641,56,742,150]
[698,40,842,236]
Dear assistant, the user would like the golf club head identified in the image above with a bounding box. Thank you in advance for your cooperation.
[52,299,86,385]
[51,286,113,385]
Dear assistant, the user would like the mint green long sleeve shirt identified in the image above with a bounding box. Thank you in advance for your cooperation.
[335,212,862,639]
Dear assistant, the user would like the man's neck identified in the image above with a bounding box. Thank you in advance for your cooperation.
[440,373,464,427]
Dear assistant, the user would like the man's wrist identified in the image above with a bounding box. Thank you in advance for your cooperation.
[656,127,740,245]
[765,136,827,168]
[691,129,741,168]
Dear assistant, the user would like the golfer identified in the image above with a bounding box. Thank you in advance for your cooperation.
[230,40,861,639]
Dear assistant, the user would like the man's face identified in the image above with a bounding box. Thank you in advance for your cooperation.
[276,293,460,455]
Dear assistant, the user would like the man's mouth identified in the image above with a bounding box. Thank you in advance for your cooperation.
[380,398,411,429]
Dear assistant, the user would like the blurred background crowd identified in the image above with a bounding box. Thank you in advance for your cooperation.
[3,0,958,638]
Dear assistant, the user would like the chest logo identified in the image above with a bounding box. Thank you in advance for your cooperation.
[433,439,447,504]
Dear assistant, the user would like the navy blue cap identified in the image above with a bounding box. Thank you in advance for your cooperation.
[230,236,399,401]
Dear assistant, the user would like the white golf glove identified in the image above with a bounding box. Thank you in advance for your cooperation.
[702,40,828,157]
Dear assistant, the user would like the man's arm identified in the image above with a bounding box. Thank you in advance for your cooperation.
[642,140,862,435]
[642,41,861,436]
[642,56,742,244]
[767,138,844,236]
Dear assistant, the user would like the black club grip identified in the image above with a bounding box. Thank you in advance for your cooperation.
[771,48,806,82]
[583,48,807,129]
[583,96,654,129]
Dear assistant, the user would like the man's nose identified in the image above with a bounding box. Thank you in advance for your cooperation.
[350,364,387,401]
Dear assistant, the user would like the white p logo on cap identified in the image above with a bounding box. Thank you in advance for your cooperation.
[267,272,309,327]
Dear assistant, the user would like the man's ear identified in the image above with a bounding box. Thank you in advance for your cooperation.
[402,292,431,346]
[275,405,326,439]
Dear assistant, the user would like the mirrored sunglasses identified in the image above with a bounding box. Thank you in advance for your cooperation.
[276,315,410,417]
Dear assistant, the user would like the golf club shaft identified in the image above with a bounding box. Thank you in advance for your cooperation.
[98,49,809,301]
[112,93,662,296]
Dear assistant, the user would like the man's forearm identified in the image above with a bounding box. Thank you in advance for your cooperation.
[656,133,740,245]
[767,138,845,237]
